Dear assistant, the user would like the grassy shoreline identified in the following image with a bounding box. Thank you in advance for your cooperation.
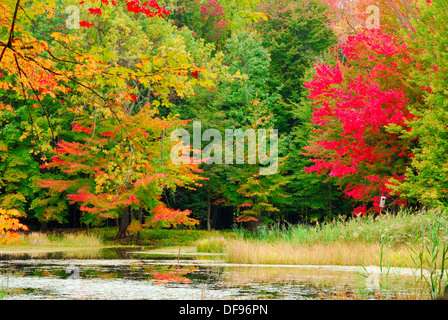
[2,208,447,269]
[1,209,447,299]
[197,209,448,269]
[0,227,232,253]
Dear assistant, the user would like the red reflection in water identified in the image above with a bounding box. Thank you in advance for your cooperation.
[151,266,198,285]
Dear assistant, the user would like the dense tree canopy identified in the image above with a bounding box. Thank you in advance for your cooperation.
[1,0,448,240]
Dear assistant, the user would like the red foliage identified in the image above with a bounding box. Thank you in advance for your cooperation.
[125,0,170,17]
[68,193,91,203]
[79,21,95,28]
[72,124,92,134]
[78,0,170,29]
[38,115,203,227]
[235,215,258,223]
[125,194,139,205]
[88,8,102,15]
[100,131,115,140]
[303,29,416,215]
[151,266,198,285]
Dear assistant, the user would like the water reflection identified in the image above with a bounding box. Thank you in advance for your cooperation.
[0,247,423,300]
[0,247,146,260]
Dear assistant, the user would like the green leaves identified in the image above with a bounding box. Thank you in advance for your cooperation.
[255,0,336,104]
[390,0,448,207]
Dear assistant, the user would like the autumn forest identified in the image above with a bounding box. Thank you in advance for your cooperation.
[3,0,448,302]
[0,0,447,240]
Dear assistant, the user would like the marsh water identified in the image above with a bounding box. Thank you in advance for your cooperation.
[0,246,420,300]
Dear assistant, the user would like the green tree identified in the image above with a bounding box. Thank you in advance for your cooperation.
[255,0,336,106]
[389,0,448,207]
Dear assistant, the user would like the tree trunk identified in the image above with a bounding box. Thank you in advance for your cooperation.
[116,207,130,238]
[207,196,211,232]
[138,207,143,224]
[40,221,48,232]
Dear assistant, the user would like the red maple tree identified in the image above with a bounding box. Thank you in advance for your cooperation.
[303,29,418,215]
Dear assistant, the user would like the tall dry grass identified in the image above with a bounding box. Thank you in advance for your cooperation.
[17,232,103,247]
[197,208,448,269]
[196,236,227,253]
[232,209,442,246]
[223,239,415,266]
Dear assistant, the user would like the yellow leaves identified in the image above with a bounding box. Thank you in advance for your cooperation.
[1,193,26,208]
[0,3,11,28]
[0,207,23,219]
[0,141,7,155]
[150,74,163,83]
[50,32,64,41]
[153,56,164,68]
[239,10,269,23]
[53,31,77,43]
[135,59,150,70]
[127,219,142,234]
[0,207,28,246]
[19,130,30,142]
[0,80,12,91]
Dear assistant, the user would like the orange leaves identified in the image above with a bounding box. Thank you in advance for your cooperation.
[134,173,166,188]
[235,215,258,223]
[151,266,198,285]
[237,202,253,208]
[55,141,85,155]
[0,0,213,233]
[36,180,72,193]
[0,103,14,114]
[0,3,11,28]
[0,32,66,104]
[0,207,29,246]
[145,204,199,229]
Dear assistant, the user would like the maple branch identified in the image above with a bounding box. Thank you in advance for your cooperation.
[86,105,99,144]
[18,3,37,28]
[14,54,58,148]
[20,81,40,155]
[0,0,20,63]
[345,17,357,35]
[43,48,82,65]
[8,0,20,40]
